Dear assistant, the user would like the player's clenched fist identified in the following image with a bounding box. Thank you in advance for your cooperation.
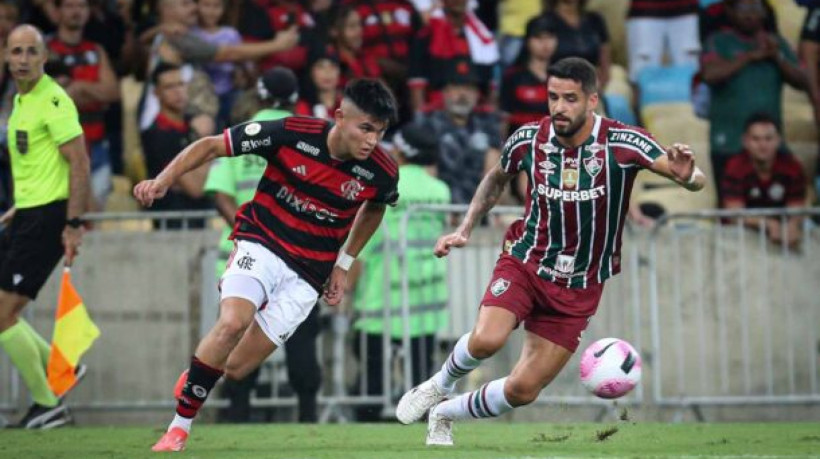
[133,179,169,207]
[665,142,695,182]
[434,231,469,258]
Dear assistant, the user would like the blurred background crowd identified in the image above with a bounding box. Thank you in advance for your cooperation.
[0,0,816,229]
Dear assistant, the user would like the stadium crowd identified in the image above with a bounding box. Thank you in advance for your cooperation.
[0,0,818,425]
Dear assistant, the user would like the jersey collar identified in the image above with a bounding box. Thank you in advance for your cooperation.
[547,113,602,151]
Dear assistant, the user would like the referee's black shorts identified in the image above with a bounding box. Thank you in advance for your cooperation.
[0,200,67,299]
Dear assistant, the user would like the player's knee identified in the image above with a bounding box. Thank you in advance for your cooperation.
[468,332,505,359]
[503,377,540,407]
[213,314,250,345]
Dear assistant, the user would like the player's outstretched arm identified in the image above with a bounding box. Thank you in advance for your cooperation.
[133,135,228,207]
[434,164,514,258]
[324,201,387,306]
[647,143,706,192]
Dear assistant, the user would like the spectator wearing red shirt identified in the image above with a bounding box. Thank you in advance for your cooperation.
[47,0,120,209]
[500,15,557,138]
[326,6,381,90]
[721,113,806,248]
[295,49,343,121]
[408,0,499,112]
[237,0,315,74]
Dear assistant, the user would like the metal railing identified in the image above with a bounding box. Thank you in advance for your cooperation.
[2,207,818,423]
[648,208,820,416]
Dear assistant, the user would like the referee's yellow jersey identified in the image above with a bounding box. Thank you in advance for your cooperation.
[7,74,83,209]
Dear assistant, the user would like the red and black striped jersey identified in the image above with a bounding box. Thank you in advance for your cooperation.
[341,0,421,61]
[223,116,399,291]
[46,38,106,143]
[500,65,549,135]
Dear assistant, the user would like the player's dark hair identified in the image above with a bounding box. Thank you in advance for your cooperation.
[548,57,598,95]
[743,112,780,134]
[343,78,398,126]
[151,62,182,86]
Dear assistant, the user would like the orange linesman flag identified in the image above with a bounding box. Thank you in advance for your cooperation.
[47,268,100,397]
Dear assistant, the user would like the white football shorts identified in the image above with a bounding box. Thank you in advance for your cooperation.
[221,240,319,348]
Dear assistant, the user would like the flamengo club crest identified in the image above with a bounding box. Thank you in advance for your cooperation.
[341,179,364,200]
[490,278,510,297]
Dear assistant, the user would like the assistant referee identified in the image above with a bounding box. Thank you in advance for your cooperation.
[0,25,90,429]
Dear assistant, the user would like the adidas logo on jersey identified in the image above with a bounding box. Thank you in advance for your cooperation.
[292,165,307,176]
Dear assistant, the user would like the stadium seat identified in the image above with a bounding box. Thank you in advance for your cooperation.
[640,103,696,134]
[636,64,697,108]
[604,93,637,125]
[104,175,140,214]
[588,0,629,67]
[121,76,147,184]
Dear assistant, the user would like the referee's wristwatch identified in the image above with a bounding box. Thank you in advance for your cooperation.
[66,217,84,228]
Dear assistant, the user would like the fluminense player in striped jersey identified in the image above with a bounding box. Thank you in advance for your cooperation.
[396,57,706,446]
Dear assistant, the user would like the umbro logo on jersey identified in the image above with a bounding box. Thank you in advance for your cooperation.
[292,165,307,176]
[296,141,320,156]
[539,161,556,177]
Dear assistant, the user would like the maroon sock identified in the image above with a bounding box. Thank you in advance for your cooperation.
[176,356,224,419]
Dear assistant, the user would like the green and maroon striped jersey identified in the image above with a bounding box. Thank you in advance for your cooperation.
[500,114,664,288]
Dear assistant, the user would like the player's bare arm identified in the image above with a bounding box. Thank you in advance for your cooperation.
[646,143,706,192]
[133,135,228,207]
[324,201,387,306]
[59,134,91,264]
[435,164,515,258]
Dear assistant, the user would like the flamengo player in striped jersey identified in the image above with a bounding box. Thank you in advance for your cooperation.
[133,79,399,452]
[396,57,706,446]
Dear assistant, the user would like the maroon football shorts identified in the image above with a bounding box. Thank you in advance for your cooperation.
[479,254,604,352]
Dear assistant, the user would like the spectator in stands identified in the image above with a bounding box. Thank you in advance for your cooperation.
[497,0,542,66]
[140,63,211,228]
[698,0,778,43]
[721,113,806,248]
[349,122,450,422]
[408,0,499,112]
[47,0,120,210]
[626,0,700,83]
[327,6,381,89]
[500,15,557,138]
[799,5,820,127]
[701,0,807,187]
[295,49,342,121]
[340,0,420,79]
[538,0,610,89]
[340,0,421,126]
[418,64,502,205]
[192,0,242,129]
[229,0,315,75]
[138,0,299,132]
[205,67,321,424]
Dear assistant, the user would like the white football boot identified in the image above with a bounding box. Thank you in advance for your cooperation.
[396,379,449,425]
[425,404,454,446]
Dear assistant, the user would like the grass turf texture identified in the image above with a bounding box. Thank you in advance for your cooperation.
[3,423,820,458]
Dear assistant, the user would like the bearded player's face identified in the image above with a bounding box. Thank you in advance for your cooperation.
[548,77,597,138]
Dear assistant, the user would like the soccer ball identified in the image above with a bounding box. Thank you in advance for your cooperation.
[579,337,642,399]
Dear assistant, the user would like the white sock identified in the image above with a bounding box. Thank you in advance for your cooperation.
[433,333,482,391]
[169,414,193,433]
[433,377,513,420]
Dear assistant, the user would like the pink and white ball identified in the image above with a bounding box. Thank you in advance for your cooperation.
[579,338,642,399]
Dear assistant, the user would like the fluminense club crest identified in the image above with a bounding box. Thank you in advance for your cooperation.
[341,179,364,200]
[583,156,603,177]
[490,278,510,297]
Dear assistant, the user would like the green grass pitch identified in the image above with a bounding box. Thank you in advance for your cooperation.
[3,422,820,458]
